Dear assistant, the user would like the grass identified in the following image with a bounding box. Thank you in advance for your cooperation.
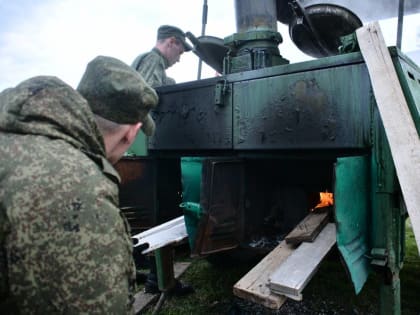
[142,221,420,315]
[400,222,420,315]
[142,254,253,315]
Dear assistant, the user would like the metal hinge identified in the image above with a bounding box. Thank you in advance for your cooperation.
[370,248,388,267]
[214,79,229,106]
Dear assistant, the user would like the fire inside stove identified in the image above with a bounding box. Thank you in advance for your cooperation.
[195,158,337,255]
[313,191,334,210]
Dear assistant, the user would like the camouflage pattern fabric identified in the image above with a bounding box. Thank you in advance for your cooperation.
[0,76,136,314]
[131,48,176,88]
[77,56,158,136]
[128,48,175,156]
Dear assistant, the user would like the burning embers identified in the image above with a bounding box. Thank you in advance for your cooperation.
[312,191,334,211]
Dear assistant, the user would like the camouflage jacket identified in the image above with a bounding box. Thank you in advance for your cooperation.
[0,76,136,314]
[128,48,176,156]
[131,48,176,88]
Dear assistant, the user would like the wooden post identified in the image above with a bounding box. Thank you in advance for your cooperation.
[356,22,420,253]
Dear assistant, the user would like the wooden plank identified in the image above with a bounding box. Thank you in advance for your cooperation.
[356,22,420,252]
[233,215,337,309]
[285,211,329,245]
[233,241,294,309]
[269,223,336,300]
[133,261,191,314]
[132,216,188,254]
[133,291,158,314]
[232,212,331,309]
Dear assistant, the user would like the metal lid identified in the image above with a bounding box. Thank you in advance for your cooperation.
[186,33,229,74]
[288,3,362,58]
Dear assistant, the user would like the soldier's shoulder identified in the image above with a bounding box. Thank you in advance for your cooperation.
[142,51,162,64]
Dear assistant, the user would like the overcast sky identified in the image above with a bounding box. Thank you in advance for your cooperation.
[1,0,419,92]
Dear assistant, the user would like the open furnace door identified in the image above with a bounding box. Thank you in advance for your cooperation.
[115,157,183,235]
[192,159,245,256]
[334,155,371,294]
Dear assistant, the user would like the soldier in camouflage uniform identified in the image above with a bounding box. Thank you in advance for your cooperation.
[128,25,192,156]
[0,56,158,314]
[129,25,195,295]
[131,25,192,88]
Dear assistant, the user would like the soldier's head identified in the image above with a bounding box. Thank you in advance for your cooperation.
[155,25,192,67]
[77,55,158,164]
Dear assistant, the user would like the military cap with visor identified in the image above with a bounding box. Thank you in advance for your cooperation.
[157,25,192,52]
[77,56,158,136]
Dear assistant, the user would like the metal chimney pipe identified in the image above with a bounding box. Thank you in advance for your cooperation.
[224,0,288,73]
[235,0,278,33]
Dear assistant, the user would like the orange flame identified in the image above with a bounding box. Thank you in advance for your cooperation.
[313,191,334,210]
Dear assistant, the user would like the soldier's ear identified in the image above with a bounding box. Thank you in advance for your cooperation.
[169,36,178,46]
[124,122,142,145]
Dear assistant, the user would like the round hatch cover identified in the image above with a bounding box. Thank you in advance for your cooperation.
[289,4,362,58]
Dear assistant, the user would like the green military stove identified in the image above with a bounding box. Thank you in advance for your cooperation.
[117,1,420,314]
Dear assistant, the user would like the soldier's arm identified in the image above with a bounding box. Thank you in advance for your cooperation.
[136,54,167,88]
[6,152,136,314]
[53,169,136,314]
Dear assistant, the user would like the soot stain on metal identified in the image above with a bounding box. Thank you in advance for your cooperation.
[255,94,289,143]
[238,119,249,144]
[197,111,207,123]
[290,79,338,140]
[291,79,328,112]
[236,105,250,144]
[180,104,195,119]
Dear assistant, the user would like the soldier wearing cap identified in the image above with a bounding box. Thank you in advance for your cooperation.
[129,25,195,295]
[131,25,192,88]
[0,56,157,314]
[128,25,192,157]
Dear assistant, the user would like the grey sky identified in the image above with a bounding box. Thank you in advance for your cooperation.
[0,0,419,91]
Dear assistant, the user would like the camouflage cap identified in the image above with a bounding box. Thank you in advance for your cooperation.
[77,56,158,136]
[157,25,192,52]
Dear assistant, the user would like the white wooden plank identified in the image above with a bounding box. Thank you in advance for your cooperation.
[133,291,157,314]
[131,216,188,254]
[233,213,333,308]
[233,240,294,309]
[356,22,420,252]
[268,223,336,299]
